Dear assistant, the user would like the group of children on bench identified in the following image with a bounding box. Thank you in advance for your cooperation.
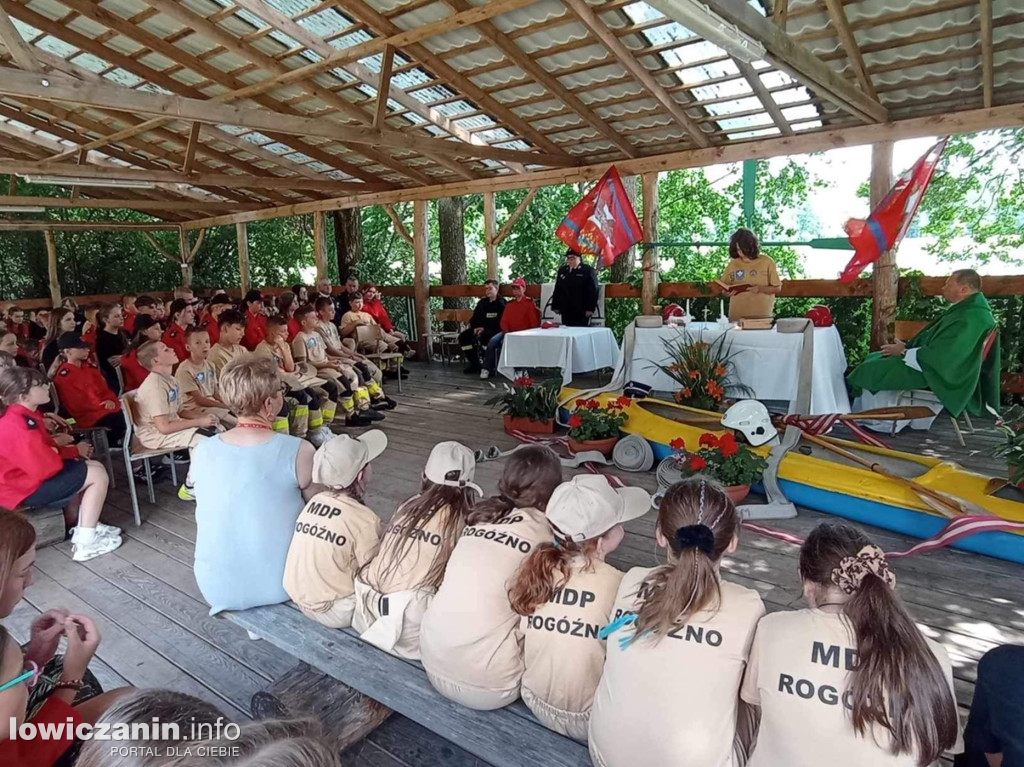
[208,421,1018,767]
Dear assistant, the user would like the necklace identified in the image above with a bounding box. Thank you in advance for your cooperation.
[236,420,273,431]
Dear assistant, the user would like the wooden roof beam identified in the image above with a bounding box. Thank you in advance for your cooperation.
[734,59,793,136]
[563,0,709,148]
[656,0,888,123]
[374,45,395,130]
[0,195,265,212]
[981,0,994,108]
[0,0,38,71]
[0,220,181,231]
[822,0,878,100]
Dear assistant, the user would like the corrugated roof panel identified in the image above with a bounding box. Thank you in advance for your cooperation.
[473,66,530,90]
[561,63,631,91]
[514,98,572,119]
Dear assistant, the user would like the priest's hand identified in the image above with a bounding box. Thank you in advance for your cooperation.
[881,340,907,357]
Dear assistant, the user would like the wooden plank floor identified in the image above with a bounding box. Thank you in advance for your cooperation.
[8,362,1021,765]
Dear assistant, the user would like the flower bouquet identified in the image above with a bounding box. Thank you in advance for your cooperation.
[664,432,768,503]
[656,330,750,411]
[486,375,561,434]
[567,396,631,456]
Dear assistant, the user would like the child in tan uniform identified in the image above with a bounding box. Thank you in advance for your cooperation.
[208,309,247,376]
[315,298,400,404]
[419,446,562,711]
[340,292,404,355]
[291,305,376,428]
[175,327,236,428]
[509,475,650,742]
[283,431,385,628]
[134,340,219,501]
[354,441,481,660]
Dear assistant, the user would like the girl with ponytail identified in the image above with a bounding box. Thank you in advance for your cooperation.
[588,478,766,767]
[509,474,650,741]
[741,522,960,767]
[420,445,562,711]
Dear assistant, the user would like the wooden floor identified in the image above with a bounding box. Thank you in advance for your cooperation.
[7,363,1022,766]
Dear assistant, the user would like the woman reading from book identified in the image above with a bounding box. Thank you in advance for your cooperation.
[718,228,782,322]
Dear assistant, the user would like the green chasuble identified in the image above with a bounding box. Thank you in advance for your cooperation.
[847,292,1000,417]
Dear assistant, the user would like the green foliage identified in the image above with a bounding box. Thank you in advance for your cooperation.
[670,432,767,487]
[657,329,751,410]
[992,404,1024,483]
[567,396,631,441]
[485,375,561,421]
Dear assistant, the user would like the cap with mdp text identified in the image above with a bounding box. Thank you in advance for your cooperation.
[424,441,482,496]
[312,430,387,488]
[57,331,90,351]
[546,474,652,542]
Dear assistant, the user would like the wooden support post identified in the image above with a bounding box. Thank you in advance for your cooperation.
[413,199,431,360]
[251,663,392,751]
[870,141,895,349]
[178,227,193,288]
[373,45,395,129]
[182,121,202,175]
[313,210,328,284]
[483,191,498,281]
[236,221,250,294]
[43,229,61,306]
[641,172,660,315]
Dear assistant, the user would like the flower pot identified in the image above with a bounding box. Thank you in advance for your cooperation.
[725,484,751,505]
[503,415,555,435]
[569,436,619,457]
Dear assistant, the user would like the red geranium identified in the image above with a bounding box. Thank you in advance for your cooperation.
[719,432,740,458]
[586,399,601,410]
[698,433,719,448]
[513,375,535,388]
[670,437,686,450]
[568,414,583,428]
[688,455,708,471]
[616,396,633,408]
[575,398,587,408]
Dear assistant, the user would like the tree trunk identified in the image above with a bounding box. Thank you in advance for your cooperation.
[331,209,363,282]
[609,175,639,283]
[438,196,468,312]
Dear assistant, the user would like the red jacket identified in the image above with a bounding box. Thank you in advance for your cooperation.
[500,298,541,333]
[287,317,301,343]
[0,404,80,509]
[0,695,80,766]
[54,361,120,429]
[162,323,190,368]
[121,349,150,391]
[363,298,394,333]
[243,311,267,351]
[123,310,137,335]
[202,316,220,346]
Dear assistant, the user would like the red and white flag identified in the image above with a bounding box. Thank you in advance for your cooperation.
[556,166,643,268]
[840,138,948,282]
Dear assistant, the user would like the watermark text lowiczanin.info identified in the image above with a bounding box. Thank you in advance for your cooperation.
[9,715,242,754]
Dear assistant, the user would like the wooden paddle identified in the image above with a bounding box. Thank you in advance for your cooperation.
[663,406,938,428]
[797,430,987,518]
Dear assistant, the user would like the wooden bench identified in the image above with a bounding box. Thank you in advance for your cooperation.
[224,604,590,767]
[17,506,66,548]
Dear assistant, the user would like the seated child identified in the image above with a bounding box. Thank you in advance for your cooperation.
[174,326,237,428]
[340,292,406,355]
[589,479,765,767]
[291,304,375,428]
[419,445,562,711]
[79,304,100,350]
[208,309,248,375]
[0,367,121,561]
[256,315,334,445]
[741,522,961,767]
[134,340,219,502]
[956,644,1024,767]
[354,441,481,660]
[53,331,127,446]
[284,431,386,628]
[509,475,649,742]
[120,315,162,392]
[200,294,233,346]
[161,298,195,370]
[242,289,268,351]
[316,298,403,398]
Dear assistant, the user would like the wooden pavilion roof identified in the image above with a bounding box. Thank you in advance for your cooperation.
[0,0,1021,224]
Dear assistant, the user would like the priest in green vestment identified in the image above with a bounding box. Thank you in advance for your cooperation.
[848,269,1000,422]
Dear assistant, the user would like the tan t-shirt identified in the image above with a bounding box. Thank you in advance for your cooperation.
[589,567,766,767]
[341,311,377,329]
[134,372,184,445]
[362,502,457,595]
[283,491,382,612]
[175,358,218,408]
[208,342,244,375]
[721,255,781,321]
[520,557,623,715]
[315,320,344,353]
[292,330,329,367]
[419,506,552,694]
[741,608,962,767]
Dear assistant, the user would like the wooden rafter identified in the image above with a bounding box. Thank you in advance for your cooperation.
[492,189,539,247]
[734,60,794,136]
[375,46,396,130]
[773,0,789,30]
[182,122,201,176]
[822,0,879,100]
[383,204,414,246]
[981,0,994,108]
[0,220,179,231]
[0,196,265,212]
[0,0,37,71]
[562,0,709,149]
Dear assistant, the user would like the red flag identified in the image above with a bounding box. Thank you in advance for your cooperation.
[556,166,643,267]
[840,138,947,282]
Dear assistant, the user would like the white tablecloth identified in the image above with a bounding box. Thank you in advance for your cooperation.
[498,326,621,385]
[630,322,851,414]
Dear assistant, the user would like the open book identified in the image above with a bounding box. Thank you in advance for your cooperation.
[713,279,751,294]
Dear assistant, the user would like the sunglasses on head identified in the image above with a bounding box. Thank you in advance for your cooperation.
[0,660,39,693]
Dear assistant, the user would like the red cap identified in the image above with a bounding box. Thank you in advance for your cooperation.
[512,277,527,288]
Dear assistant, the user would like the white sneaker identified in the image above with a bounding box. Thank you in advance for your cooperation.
[480,369,491,379]
[308,426,334,447]
[72,533,122,562]
[69,523,122,540]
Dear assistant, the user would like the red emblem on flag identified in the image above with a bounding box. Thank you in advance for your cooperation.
[556,166,643,268]
[840,138,948,282]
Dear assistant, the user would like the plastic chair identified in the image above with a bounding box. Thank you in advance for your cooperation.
[120,391,178,526]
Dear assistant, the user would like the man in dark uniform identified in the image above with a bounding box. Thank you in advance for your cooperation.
[458,279,505,374]
[551,248,599,327]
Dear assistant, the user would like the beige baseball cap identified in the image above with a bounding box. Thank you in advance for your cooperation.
[424,441,483,496]
[312,431,388,488]
[546,474,652,542]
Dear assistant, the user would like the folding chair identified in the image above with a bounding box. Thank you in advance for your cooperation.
[49,383,115,488]
[423,309,472,368]
[120,391,179,526]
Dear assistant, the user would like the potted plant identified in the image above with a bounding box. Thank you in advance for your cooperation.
[486,375,560,434]
[567,397,631,456]
[992,404,1024,488]
[662,433,768,504]
[656,330,750,411]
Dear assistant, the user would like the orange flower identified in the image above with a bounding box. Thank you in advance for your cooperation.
[682,387,692,399]
[715,365,726,377]
[688,369,700,379]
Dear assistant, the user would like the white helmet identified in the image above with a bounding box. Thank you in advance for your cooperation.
[721,400,777,447]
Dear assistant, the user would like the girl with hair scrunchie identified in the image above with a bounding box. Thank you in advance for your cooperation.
[588,478,766,767]
[740,522,961,767]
